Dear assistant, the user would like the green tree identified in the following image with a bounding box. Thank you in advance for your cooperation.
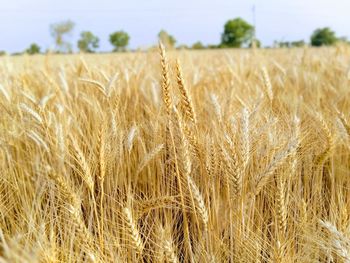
[158,30,176,49]
[338,37,349,44]
[50,20,75,53]
[177,44,189,50]
[109,31,130,52]
[77,31,99,53]
[26,43,41,55]
[311,27,337,47]
[249,39,261,48]
[192,41,205,49]
[208,44,219,49]
[221,18,254,48]
[274,41,291,48]
[291,40,305,47]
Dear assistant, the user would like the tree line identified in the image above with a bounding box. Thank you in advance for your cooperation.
[3,17,349,56]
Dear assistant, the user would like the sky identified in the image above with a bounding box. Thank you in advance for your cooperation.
[0,0,349,53]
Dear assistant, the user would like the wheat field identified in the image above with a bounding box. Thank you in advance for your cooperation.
[0,45,350,262]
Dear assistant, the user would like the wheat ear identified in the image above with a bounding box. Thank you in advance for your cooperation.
[175,59,197,125]
[163,238,179,263]
[27,130,50,153]
[319,220,350,263]
[137,196,177,218]
[70,138,94,193]
[159,42,172,115]
[47,171,80,208]
[0,83,10,102]
[136,144,164,175]
[187,175,209,231]
[262,67,273,102]
[254,140,297,196]
[315,114,334,166]
[158,225,179,263]
[221,146,241,197]
[67,205,97,253]
[126,125,138,153]
[337,111,350,138]
[291,115,301,174]
[123,207,144,254]
[241,107,250,169]
[210,93,222,123]
[276,177,287,234]
[19,103,43,124]
[56,122,65,165]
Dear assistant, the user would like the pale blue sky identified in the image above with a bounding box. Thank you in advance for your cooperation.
[0,0,349,52]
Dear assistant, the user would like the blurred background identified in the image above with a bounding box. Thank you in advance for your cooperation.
[0,0,349,54]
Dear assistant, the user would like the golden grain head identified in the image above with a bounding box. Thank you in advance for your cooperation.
[0,47,350,262]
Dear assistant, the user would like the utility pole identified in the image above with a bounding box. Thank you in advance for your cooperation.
[252,4,257,48]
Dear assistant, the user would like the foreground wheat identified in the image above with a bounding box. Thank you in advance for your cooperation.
[0,46,350,262]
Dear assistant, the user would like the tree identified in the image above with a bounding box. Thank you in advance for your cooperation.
[311,27,337,47]
[338,37,349,44]
[26,43,41,55]
[158,30,176,49]
[177,44,188,50]
[274,40,305,48]
[221,18,254,48]
[109,31,130,52]
[50,20,75,53]
[291,40,305,47]
[278,41,291,48]
[208,44,219,49]
[249,39,261,48]
[192,41,205,49]
[77,31,99,53]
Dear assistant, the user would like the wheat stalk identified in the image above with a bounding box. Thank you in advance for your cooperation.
[98,122,107,252]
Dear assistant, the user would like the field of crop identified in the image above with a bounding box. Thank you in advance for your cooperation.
[0,46,350,262]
